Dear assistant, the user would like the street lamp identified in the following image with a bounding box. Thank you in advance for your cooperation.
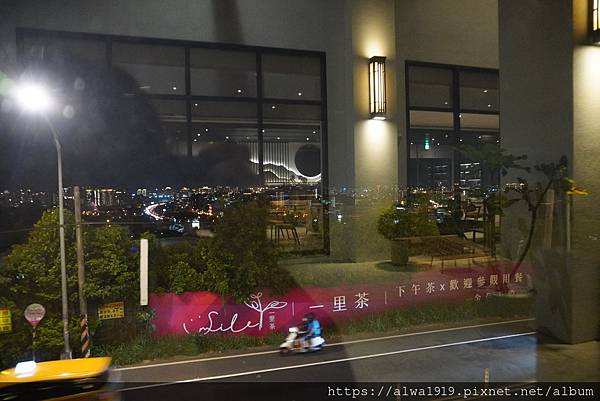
[14,82,72,359]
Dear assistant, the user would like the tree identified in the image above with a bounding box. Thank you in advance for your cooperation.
[504,155,588,276]
[203,200,294,300]
[0,209,77,367]
[0,210,142,366]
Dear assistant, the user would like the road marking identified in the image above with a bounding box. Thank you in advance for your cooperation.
[115,318,533,372]
[122,331,536,391]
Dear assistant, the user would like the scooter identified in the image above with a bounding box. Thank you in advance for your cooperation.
[279,327,325,355]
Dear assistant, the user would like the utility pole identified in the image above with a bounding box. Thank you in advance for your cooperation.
[74,186,90,357]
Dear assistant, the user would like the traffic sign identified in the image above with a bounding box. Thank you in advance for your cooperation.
[98,301,125,320]
[24,303,45,328]
[0,308,12,333]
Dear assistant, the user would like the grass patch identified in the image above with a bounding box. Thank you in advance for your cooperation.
[97,296,533,367]
[282,261,422,287]
[329,296,532,336]
[94,332,284,367]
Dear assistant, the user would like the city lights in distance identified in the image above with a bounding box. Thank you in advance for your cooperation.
[14,83,52,113]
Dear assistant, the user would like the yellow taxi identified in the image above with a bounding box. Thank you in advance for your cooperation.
[0,357,119,400]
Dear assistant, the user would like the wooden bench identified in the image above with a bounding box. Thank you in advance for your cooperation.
[399,235,491,271]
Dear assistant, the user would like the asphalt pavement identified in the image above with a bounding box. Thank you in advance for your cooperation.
[116,319,551,400]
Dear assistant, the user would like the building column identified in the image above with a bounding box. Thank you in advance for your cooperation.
[499,0,600,343]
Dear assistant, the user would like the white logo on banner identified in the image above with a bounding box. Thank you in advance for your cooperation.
[182,292,287,335]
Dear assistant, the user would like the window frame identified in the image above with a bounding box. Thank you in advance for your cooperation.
[405,60,500,190]
[16,27,330,254]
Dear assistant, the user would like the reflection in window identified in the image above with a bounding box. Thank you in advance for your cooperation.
[409,66,453,109]
[407,62,499,191]
[112,42,185,95]
[191,100,257,123]
[17,29,328,253]
[262,54,321,100]
[409,110,454,129]
[460,71,499,112]
[161,122,188,157]
[459,113,499,131]
[262,127,321,185]
[190,48,257,97]
[22,36,106,65]
[263,103,321,124]
[149,99,187,123]
[409,131,453,189]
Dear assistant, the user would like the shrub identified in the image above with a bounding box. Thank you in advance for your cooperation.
[377,203,439,240]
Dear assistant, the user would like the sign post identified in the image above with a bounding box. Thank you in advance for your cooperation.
[74,186,90,358]
[140,239,148,306]
[24,303,46,360]
[97,302,125,320]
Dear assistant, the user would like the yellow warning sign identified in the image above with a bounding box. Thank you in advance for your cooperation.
[0,308,12,333]
[98,302,125,320]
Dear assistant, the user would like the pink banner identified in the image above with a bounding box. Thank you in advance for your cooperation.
[150,262,530,337]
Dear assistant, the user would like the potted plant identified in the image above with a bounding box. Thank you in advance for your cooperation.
[377,202,439,266]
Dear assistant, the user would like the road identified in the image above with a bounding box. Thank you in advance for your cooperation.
[117,319,537,400]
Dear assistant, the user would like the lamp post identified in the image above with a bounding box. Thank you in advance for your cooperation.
[15,83,72,359]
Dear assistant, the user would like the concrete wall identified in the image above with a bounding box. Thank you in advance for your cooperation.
[351,0,398,190]
[499,0,600,343]
[571,0,600,343]
[395,0,499,185]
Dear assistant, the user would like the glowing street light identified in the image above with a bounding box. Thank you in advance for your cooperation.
[14,82,72,359]
[14,83,53,113]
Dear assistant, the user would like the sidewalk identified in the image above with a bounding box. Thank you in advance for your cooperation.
[534,335,600,381]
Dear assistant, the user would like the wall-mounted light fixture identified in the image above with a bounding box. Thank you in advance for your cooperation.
[592,0,600,44]
[368,56,386,120]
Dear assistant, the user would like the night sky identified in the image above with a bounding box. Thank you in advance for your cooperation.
[0,57,258,191]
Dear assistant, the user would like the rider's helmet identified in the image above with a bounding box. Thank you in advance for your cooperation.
[304,312,315,322]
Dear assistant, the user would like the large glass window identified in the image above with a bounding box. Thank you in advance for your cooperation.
[406,62,499,191]
[408,66,453,109]
[190,48,257,97]
[17,29,328,254]
[112,42,185,95]
[262,54,321,101]
[459,71,499,112]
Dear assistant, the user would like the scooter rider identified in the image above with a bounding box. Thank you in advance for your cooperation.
[301,313,321,349]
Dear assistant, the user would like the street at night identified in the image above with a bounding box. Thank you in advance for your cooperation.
[1,1,600,400]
